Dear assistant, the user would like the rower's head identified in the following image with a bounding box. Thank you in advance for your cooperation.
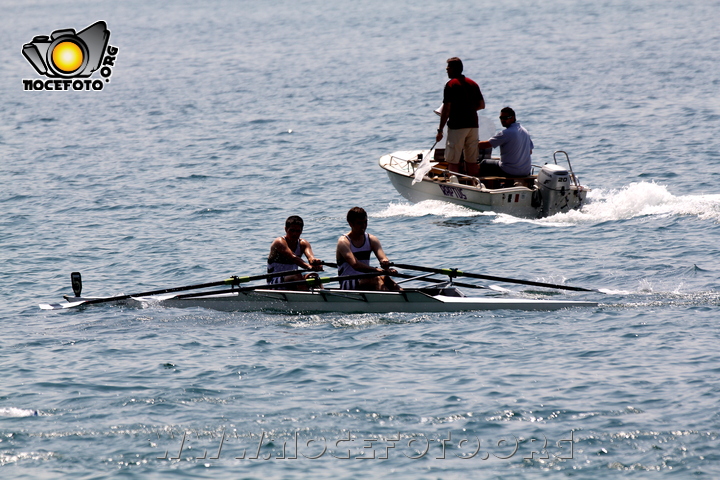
[446,57,463,78]
[284,215,304,238]
[499,107,516,128]
[346,207,368,231]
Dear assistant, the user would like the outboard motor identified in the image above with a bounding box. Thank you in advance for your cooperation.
[537,164,571,217]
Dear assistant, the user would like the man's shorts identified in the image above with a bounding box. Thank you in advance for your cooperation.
[444,127,479,164]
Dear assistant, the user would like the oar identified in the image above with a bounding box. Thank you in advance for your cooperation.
[160,272,388,299]
[321,262,511,292]
[391,263,604,293]
[391,271,511,292]
[46,269,315,309]
[394,272,437,284]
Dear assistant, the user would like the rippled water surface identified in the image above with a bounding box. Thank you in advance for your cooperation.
[2,0,720,478]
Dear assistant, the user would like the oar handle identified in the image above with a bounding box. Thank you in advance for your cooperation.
[322,261,396,273]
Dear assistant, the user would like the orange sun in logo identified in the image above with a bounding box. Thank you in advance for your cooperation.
[52,41,84,73]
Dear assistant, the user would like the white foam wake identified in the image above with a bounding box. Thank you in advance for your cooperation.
[565,182,720,223]
[500,181,720,225]
[378,182,720,225]
[0,407,39,417]
[375,200,492,219]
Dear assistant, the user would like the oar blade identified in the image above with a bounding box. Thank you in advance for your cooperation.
[488,285,513,293]
[597,288,630,295]
[39,300,86,310]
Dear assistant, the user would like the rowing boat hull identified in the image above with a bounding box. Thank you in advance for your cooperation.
[55,290,598,313]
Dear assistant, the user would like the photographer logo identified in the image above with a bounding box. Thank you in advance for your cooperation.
[22,21,119,91]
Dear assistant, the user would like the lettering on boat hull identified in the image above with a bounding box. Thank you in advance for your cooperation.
[438,184,467,200]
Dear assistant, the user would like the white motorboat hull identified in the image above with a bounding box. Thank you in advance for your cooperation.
[379,150,589,218]
[54,289,598,313]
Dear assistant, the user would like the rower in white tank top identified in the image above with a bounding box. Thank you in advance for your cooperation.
[267,237,304,285]
[337,233,372,289]
[336,207,401,291]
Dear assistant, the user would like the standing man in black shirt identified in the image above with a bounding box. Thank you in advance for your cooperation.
[436,57,485,176]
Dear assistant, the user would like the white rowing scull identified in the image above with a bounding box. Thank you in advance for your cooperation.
[41,286,598,313]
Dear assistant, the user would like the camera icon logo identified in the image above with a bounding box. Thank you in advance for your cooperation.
[22,21,110,78]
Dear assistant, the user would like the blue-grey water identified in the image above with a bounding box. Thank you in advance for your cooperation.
[2,0,720,478]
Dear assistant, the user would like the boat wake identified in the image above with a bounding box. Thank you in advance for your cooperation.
[379,182,720,225]
[602,289,720,310]
[376,200,489,219]
[498,181,720,225]
[0,407,39,417]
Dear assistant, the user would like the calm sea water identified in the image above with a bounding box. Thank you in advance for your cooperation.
[2,0,720,478]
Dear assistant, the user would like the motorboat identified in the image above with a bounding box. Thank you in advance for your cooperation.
[379,149,589,218]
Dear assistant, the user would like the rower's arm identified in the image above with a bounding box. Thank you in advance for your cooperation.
[301,239,323,271]
[369,235,393,271]
[270,237,313,270]
[336,237,383,273]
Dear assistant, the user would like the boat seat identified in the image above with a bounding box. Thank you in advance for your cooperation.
[479,176,536,189]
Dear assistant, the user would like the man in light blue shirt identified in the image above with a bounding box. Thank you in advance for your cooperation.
[477,107,533,177]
